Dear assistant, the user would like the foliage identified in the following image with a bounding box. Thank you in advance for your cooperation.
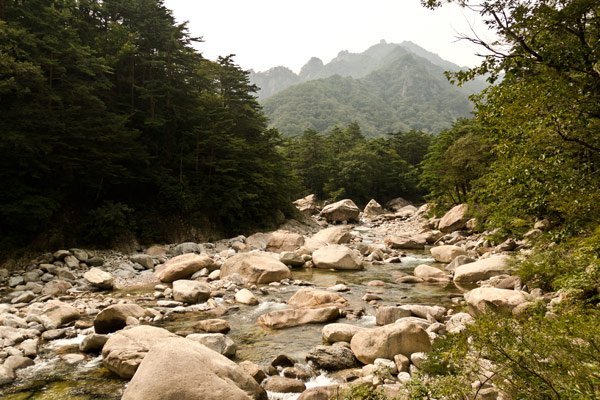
[332,384,392,400]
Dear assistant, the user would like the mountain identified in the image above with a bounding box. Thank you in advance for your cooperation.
[252,41,486,136]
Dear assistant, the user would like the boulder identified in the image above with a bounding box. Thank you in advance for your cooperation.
[293,194,319,214]
[172,280,211,304]
[257,306,340,329]
[245,233,271,251]
[446,255,475,272]
[39,300,80,330]
[156,253,216,283]
[363,199,384,217]
[121,337,267,400]
[399,304,447,321]
[94,304,149,334]
[311,226,352,245]
[375,306,412,326]
[320,199,360,223]
[385,235,426,250]
[186,333,236,358]
[221,253,291,284]
[235,288,259,305]
[312,245,362,270]
[306,344,358,370]
[430,245,467,263]
[265,231,305,253]
[350,320,431,364]
[41,280,72,297]
[130,254,154,270]
[438,204,469,233]
[262,376,305,393]
[279,252,305,267]
[239,360,267,384]
[80,333,109,353]
[413,265,449,281]
[385,197,411,211]
[322,323,364,343]
[193,319,231,334]
[287,288,348,308]
[453,255,511,285]
[297,386,340,400]
[102,325,178,378]
[445,312,475,333]
[464,287,530,313]
[83,267,114,289]
[173,242,203,256]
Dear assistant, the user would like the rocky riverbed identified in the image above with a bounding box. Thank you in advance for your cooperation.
[0,197,549,399]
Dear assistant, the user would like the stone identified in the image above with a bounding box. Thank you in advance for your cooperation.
[239,360,267,384]
[193,319,231,334]
[430,245,468,263]
[235,289,259,305]
[464,287,530,314]
[9,276,24,287]
[94,304,148,334]
[445,255,475,272]
[262,376,305,393]
[172,280,211,304]
[62,353,86,364]
[350,320,432,364]
[287,288,348,308]
[375,306,412,326]
[320,199,360,223]
[306,344,358,370]
[399,304,447,321]
[385,197,411,211]
[221,253,291,284]
[245,233,271,251]
[257,306,340,329]
[322,323,364,343]
[121,337,267,400]
[396,276,423,284]
[297,386,340,400]
[0,365,15,386]
[39,300,80,330]
[293,194,319,214]
[64,255,80,269]
[453,255,511,285]
[385,235,426,250]
[438,204,469,233]
[19,338,38,357]
[185,333,236,358]
[265,231,305,253]
[279,252,305,267]
[156,253,216,283]
[445,312,475,333]
[80,334,109,353]
[87,257,104,267]
[363,199,384,217]
[312,245,362,270]
[311,226,352,245]
[83,267,114,289]
[173,242,202,256]
[4,355,34,372]
[394,354,410,373]
[70,248,88,261]
[413,265,449,281]
[374,358,398,374]
[129,254,154,270]
[102,325,178,378]
[395,205,418,218]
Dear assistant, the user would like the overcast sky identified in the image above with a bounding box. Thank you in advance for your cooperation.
[163,0,492,73]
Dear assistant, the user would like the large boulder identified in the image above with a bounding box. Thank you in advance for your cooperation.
[320,199,360,223]
[385,235,426,250]
[38,300,80,330]
[350,320,431,364]
[453,255,511,285]
[375,306,412,326]
[311,226,352,245]
[220,253,291,284]
[430,245,467,263]
[172,280,211,304]
[122,337,267,400]
[438,204,469,233]
[94,304,149,334]
[257,306,340,329]
[293,194,319,215]
[156,253,216,283]
[312,245,363,270]
[102,325,178,378]
[83,267,114,289]
[322,323,364,344]
[287,288,348,308]
[385,197,411,212]
[363,199,384,218]
[306,344,358,370]
[265,231,305,253]
[464,287,530,314]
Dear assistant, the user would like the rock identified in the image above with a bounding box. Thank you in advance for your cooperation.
[464,287,529,313]
[399,305,447,321]
[80,334,109,353]
[42,328,67,340]
[453,255,511,285]
[445,255,475,272]
[438,204,469,233]
[130,254,154,270]
[374,358,398,374]
[235,288,259,305]
[70,248,88,261]
[312,245,362,270]
[156,253,216,283]
[8,276,24,287]
[363,199,384,217]
[306,343,358,370]
[121,337,267,400]
[172,280,211,304]
[83,268,114,289]
[385,235,426,250]
[320,199,360,223]
[413,265,449,281]
[263,376,306,393]
[297,386,340,400]
[410,352,428,369]
[62,353,86,364]
[19,338,38,357]
[39,300,80,330]
[245,233,271,251]
[271,354,296,368]
[64,255,80,268]
[257,306,340,329]
[193,319,231,334]
[394,354,410,373]
[0,365,15,386]
[293,194,319,214]
[173,242,203,256]
[375,306,412,326]
[12,291,35,304]
[41,279,72,297]
[87,256,104,267]
[239,360,267,384]
[396,276,424,284]
[445,312,475,333]
[94,304,149,334]
[186,333,236,358]
[221,253,291,284]
[311,226,352,245]
[322,323,364,344]
[430,245,467,263]
[279,252,305,267]
[385,197,411,211]
[4,355,34,372]
[265,231,305,253]
[102,325,178,378]
[395,205,418,218]
[534,219,551,231]
[350,320,432,364]
[287,288,348,308]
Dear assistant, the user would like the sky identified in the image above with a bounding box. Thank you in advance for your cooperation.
[163,0,493,73]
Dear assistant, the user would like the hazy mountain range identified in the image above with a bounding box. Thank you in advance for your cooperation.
[249,40,487,136]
